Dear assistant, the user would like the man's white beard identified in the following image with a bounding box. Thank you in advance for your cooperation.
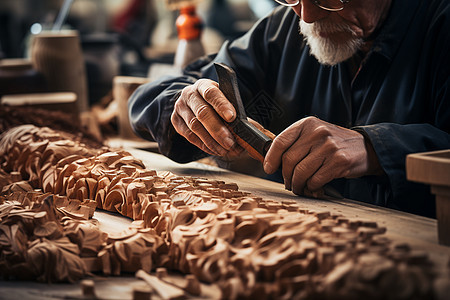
[299,20,363,66]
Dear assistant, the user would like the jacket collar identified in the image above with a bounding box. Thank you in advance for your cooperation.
[371,0,421,60]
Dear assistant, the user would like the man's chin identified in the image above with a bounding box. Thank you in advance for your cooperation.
[299,20,363,66]
[310,45,357,66]
[307,37,362,66]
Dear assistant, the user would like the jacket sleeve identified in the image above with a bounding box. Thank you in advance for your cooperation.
[353,1,450,216]
[128,68,206,163]
[355,75,450,217]
[128,7,291,163]
[354,122,450,216]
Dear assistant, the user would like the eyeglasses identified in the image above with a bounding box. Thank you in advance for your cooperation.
[274,0,351,12]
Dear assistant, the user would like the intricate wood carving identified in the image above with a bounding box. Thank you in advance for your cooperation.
[0,125,448,299]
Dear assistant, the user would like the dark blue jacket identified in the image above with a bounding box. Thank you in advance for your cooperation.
[129,0,450,217]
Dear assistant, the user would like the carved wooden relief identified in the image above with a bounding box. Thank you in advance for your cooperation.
[0,125,448,299]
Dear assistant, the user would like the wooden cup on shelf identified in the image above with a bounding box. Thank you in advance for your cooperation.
[31,30,89,115]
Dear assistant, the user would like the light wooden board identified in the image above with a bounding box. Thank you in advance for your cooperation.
[1,148,449,299]
[127,149,450,265]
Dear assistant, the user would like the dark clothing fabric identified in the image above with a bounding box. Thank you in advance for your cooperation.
[129,0,450,218]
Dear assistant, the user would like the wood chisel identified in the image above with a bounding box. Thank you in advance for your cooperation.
[214,63,273,162]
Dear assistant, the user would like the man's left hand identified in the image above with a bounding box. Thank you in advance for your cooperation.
[263,116,383,196]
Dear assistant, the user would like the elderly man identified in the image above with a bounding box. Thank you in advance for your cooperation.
[129,0,450,217]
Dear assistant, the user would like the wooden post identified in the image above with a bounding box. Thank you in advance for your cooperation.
[113,76,150,139]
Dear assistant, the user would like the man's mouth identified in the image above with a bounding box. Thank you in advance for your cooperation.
[317,30,352,43]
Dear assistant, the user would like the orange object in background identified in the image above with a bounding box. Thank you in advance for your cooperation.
[173,5,205,70]
[176,6,203,40]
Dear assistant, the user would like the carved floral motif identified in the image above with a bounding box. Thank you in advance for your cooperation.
[0,125,447,299]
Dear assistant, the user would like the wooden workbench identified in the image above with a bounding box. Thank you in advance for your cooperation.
[1,148,449,299]
[127,149,450,261]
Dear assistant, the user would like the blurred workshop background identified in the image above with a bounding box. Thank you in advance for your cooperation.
[0,0,276,105]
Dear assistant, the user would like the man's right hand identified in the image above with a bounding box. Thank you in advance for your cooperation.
[171,79,242,157]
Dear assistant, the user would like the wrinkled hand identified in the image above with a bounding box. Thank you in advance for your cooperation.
[263,116,383,196]
[171,79,243,157]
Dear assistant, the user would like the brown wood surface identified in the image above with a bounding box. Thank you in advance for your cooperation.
[127,149,450,265]
[407,149,450,186]
[2,148,449,300]
[407,149,450,245]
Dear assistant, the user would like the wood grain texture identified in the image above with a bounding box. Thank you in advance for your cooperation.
[1,125,449,300]
[407,150,450,246]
